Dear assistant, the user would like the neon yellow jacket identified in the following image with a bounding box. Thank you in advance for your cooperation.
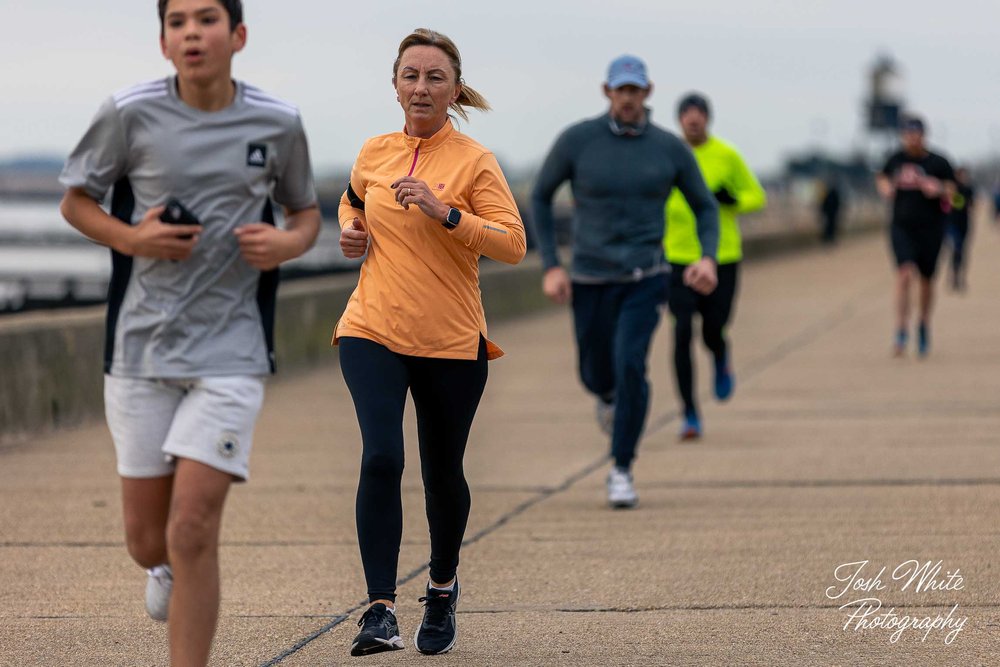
[665,135,766,265]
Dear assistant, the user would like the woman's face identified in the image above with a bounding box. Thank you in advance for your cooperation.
[394,45,461,130]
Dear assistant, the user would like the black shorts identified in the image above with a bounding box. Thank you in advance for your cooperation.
[890,222,945,279]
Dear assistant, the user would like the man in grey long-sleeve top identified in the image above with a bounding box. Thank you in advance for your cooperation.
[532,54,720,509]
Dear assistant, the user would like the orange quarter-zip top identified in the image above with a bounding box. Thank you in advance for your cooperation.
[334,121,526,360]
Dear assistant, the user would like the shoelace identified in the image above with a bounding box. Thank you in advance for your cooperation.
[417,593,453,630]
[357,606,385,629]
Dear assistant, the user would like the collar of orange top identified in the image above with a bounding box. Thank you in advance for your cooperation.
[399,119,455,153]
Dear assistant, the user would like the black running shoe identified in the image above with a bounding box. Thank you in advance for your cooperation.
[414,580,460,655]
[350,603,404,657]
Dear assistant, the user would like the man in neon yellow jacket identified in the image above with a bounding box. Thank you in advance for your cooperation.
[664,93,766,439]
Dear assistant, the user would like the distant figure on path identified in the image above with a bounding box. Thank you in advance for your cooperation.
[875,116,955,357]
[664,93,766,440]
[819,179,843,245]
[946,166,975,291]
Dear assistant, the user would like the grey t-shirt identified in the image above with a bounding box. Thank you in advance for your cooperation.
[60,77,317,378]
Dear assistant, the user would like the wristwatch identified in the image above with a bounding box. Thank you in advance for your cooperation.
[444,207,462,230]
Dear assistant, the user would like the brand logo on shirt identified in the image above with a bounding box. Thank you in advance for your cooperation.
[247,143,268,168]
[435,183,446,191]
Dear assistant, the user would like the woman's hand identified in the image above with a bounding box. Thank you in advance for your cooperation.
[340,217,369,259]
[391,176,450,222]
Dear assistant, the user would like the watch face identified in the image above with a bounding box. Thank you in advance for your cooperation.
[447,208,461,226]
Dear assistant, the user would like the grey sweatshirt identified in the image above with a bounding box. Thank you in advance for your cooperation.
[531,113,719,281]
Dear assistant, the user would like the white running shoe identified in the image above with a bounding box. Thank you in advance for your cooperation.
[606,466,638,509]
[595,399,615,436]
[145,564,173,621]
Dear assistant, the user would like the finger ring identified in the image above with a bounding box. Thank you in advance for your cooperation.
[405,188,410,196]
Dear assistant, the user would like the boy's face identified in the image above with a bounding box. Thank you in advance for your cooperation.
[160,0,246,84]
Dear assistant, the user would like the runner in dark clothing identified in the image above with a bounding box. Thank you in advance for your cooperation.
[820,180,842,245]
[876,116,956,357]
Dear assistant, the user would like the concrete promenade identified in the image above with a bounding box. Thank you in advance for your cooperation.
[2,227,998,666]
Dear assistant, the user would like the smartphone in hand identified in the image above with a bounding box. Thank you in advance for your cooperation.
[159,198,201,239]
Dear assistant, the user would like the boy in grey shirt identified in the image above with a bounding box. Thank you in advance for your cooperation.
[59,1,320,664]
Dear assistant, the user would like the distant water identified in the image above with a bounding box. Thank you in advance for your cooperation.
[0,199,75,238]
[0,199,359,312]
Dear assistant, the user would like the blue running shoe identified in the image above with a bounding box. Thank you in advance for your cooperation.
[917,323,930,357]
[893,329,908,357]
[714,355,734,401]
[679,410,702,441]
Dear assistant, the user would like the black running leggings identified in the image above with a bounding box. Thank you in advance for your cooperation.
[668,262,739,414]
[339,336,488,603]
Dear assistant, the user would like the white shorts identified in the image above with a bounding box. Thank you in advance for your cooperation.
[104,375,266,481]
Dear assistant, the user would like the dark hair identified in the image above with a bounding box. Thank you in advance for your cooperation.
[677,92,711,119]
[392,28,490,122]
[158,0,244,35]
[900,115,925,133]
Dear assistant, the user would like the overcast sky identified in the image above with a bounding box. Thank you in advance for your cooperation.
[2,0,999,175]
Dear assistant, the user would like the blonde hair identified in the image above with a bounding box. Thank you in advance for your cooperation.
[392,28,491,122]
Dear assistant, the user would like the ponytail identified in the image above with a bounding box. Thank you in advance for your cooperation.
[453,80,491,121]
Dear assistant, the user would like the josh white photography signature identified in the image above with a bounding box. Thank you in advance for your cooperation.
[825,560,968,644]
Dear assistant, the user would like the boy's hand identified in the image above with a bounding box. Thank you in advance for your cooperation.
[340,218,369,259]
[235,223,303,271]
[125,205,201,260]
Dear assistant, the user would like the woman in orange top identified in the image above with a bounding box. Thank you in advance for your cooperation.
[335,28,525,657]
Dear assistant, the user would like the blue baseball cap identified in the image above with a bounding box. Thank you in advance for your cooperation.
[606,55,650,89]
